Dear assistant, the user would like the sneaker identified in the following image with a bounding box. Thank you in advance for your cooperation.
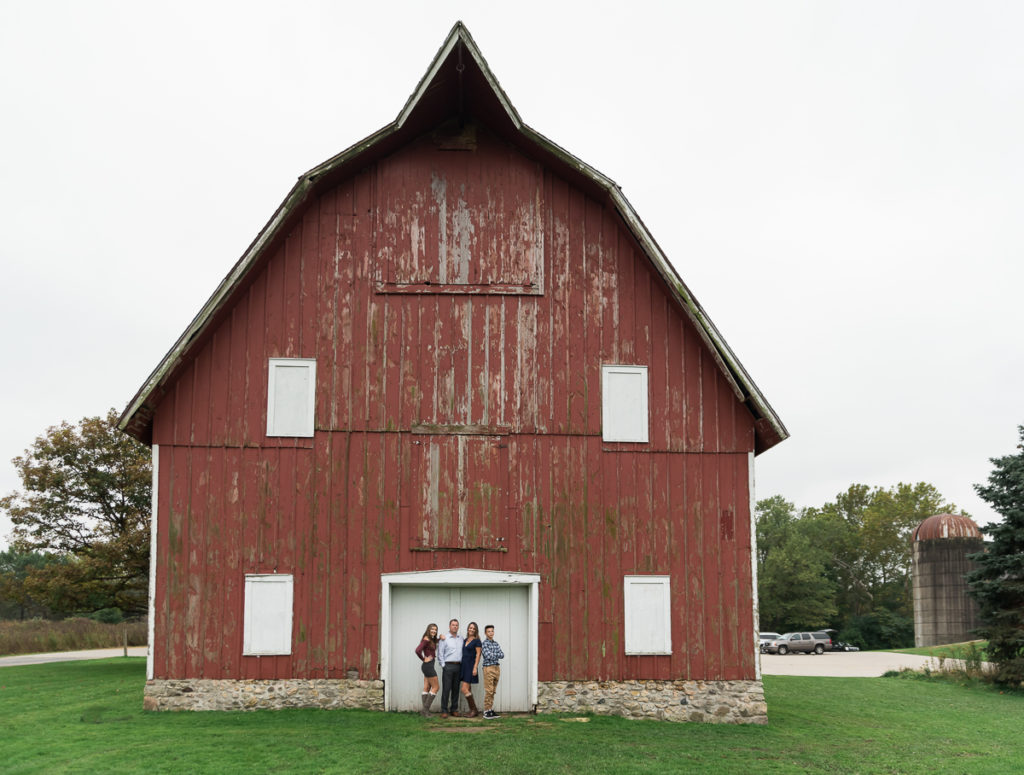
[489,710,501,718]
[483,710,494,719]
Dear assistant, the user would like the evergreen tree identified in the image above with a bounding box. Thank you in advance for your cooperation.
[967,426,1024,686]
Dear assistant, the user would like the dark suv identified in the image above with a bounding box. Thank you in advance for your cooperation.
[764,631,832,655]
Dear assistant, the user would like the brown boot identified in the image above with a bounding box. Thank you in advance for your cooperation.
[422,693,436,717]
[465,694,479,718]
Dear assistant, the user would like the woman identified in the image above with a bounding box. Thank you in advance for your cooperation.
[458,621,483,717]
[415,623,439,716]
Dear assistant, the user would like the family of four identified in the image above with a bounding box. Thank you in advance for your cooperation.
[415,618,505,719]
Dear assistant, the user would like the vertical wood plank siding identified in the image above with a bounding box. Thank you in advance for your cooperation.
[150,129,757,683]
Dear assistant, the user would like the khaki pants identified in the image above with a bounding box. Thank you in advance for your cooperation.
[483,665,500,710]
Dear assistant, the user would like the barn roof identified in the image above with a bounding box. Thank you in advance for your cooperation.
[118,21,788,453]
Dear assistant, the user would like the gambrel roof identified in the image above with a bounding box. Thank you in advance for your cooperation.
[119,21,788,453]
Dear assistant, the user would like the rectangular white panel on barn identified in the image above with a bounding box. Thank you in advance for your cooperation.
[389,585,529,712]
[242,574,294,655]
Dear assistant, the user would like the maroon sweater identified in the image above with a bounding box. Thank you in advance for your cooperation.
[415,638,437,661]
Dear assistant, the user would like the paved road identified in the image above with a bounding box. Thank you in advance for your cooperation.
[0,646,147,668]
[761,650,956,677]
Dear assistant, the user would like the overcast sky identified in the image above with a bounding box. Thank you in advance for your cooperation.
[2,1,1022,547]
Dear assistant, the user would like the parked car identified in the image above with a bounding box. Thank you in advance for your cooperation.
[764,631,832,655]
[822,630,860,651]
[759,632,782,653]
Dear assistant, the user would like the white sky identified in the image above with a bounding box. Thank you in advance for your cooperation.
[2,1,1022,547]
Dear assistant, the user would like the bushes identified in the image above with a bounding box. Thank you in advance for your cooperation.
[0,617,146,656]
[90,607,124,624]
[841,610,914,650]
[884,642,1005,691]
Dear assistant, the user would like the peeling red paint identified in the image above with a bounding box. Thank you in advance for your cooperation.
[143,90,765,687]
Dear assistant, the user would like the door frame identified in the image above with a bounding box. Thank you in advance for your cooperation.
[380,568,540,711]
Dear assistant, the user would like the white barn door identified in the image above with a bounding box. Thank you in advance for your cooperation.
[389,585,529,712]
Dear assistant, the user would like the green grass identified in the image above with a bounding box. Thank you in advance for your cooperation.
[889,640,989,660]
[1,659,1022,774]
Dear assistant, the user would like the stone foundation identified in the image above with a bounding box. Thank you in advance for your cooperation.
[144,676,766,723]
[536,679,767,724]
[143,678,384,711]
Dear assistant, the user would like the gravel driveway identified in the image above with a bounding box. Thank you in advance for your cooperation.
[761,650,947,677]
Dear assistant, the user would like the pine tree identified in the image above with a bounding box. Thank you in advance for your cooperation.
[967,426,1024,686]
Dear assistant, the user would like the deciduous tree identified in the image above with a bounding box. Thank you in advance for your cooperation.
[756,496,837,632]
[0,410,151,617]
[808,482,962,624]
[0,548,60,620]
[757,482,964,648]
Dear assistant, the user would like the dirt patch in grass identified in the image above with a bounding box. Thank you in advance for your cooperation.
[428,724,494,733]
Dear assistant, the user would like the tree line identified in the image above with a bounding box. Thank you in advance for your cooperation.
[756,482,964,649]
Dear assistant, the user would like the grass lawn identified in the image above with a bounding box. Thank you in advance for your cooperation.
[1,659,1021,774]
[889,640,989,660]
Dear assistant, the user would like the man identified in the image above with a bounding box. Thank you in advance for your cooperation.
[480,624,505,719]
[436,618,464,718]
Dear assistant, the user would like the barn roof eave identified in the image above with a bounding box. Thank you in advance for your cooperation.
[118,21,788,452]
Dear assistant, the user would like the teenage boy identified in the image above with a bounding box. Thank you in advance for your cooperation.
[480,624,505,719]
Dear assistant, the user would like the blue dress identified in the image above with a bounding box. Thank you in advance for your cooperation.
[460,638,481,684]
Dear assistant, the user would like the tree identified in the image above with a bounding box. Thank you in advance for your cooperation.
[861,482,960,616]
[0,410,151,617]
[0,547,62,620]
[841,609,914,651]
[967,426,1024,686]
[756,482,964,648]
[807,482,963,627]
[755,496,837,632]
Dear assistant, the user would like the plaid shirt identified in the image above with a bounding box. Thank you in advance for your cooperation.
[481,638,504,666]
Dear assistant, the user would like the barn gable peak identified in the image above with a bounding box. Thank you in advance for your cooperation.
[118,22,788,453]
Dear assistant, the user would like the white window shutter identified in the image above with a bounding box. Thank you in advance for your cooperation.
[243,574,294,655]
[267,358,316,437]
[601,365,649,442]
[624,575,671,655]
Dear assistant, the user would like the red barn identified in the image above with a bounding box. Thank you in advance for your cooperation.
[119,23,787,723]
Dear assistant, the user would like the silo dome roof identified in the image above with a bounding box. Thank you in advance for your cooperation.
[912,513,982,542]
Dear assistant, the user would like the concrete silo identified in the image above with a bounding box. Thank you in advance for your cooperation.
[911,513,984,648]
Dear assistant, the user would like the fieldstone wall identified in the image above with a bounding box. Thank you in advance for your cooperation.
[536,679,768,724]
[144,676,766,723]
[143,678,384,711]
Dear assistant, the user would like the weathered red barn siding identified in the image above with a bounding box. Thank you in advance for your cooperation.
[149,126,757,683]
